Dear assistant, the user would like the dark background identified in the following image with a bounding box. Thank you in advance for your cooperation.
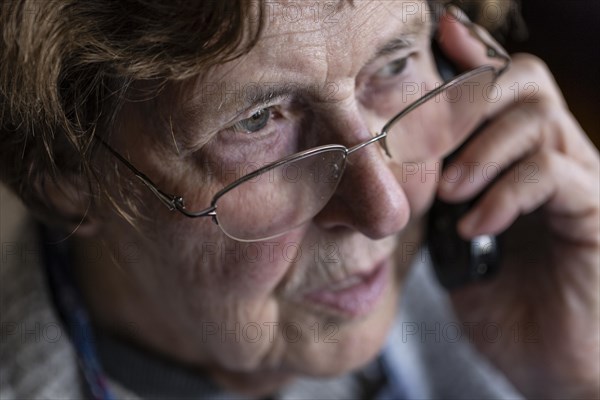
[505,0,600,147]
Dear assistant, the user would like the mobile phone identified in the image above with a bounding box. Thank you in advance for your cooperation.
[426,41,501,290]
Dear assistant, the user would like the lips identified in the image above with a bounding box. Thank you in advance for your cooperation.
[303,259,390,317]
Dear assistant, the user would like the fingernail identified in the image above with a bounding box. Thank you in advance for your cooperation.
[438,176,454,195]
[439,164,464,194]
[458,209,481,239]
[446,5,471,24]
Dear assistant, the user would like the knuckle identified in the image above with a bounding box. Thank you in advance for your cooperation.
[511,53,561,101]
[535,101,559,128]
[512,53,551,78]
[535,149,554,170]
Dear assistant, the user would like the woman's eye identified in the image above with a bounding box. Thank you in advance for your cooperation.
[236,108,271,133]
[375,57,408,79]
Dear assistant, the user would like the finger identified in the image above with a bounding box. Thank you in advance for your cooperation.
[438,102,544,203]
[437,73,599,204]
[437,5,507,72]
[489,54,600,170]
[457,151,599,240]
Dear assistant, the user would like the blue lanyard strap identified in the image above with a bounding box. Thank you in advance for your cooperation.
[40,225,116,400]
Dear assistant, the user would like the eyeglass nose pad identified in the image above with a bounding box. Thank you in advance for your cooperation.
[376,131,392,158]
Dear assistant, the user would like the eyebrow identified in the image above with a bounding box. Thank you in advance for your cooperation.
[374,37,412,58]
[239,86,299,110]
[369,9,428,60]
[218,84,304,121]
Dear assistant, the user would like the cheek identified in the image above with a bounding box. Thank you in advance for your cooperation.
[119,151,302,307]
[194,230,305,299]
[400,160,440,219]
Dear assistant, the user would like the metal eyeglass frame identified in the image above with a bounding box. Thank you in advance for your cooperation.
[95,15,510,231]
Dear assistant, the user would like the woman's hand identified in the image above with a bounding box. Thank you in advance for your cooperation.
[436,8,600,398]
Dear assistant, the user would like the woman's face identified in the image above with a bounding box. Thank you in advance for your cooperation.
[97,0,449,393]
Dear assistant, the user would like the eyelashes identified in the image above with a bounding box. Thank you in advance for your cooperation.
[232,107,272,133]
[375,57,408,79]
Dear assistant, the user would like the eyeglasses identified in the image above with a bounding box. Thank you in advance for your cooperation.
[97,16,510,242]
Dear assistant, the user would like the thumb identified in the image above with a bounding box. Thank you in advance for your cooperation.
[437,5,508,72]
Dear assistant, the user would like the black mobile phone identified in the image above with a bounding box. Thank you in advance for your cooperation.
[426,41,501,290]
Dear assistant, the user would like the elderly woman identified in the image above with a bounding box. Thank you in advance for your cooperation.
[1,0,598,399]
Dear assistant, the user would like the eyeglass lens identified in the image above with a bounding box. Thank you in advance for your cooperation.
[214,149,347,241]
[386,67,497,163]
[213,67,499,241]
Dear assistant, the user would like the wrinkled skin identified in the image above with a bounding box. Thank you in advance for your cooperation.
[66,1,599,398]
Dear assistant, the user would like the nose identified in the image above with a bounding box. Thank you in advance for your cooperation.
[312,108,410,239]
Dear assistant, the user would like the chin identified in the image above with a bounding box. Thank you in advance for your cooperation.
[280,268,400,378]
[208,237,412,396]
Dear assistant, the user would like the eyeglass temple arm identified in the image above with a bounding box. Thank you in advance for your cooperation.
[462,15,511,75]
[93,135,216,218]
[433,4,511,75]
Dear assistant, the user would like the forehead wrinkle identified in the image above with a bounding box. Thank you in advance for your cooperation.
[199,1,430,91]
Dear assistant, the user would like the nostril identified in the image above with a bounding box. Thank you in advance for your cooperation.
[313,148,410,239]
[355,182,410,239]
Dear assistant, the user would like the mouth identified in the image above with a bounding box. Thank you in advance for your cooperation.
[302,258,390,318]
